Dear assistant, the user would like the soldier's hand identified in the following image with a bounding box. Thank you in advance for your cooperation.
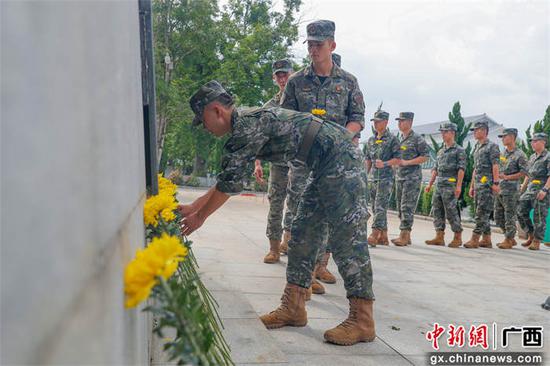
[425,185,432,193]
[454,187,461,198]
[537,191,547,201]
[499,173,507,180]
[177,204,195,217]
[180,212,205,236]
[254,164,265,184]
[375,159,385,169]
[491,184,501,194]
[469,186,475,198]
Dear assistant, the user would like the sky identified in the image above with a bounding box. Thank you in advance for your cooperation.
[287,0,549,137]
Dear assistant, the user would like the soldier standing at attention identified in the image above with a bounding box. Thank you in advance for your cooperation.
[254,59,294,264]
[425,123,465,247]
[494,128,527,249]
[392,112,429,246]
[181,80,376,346]
[365,110,401,246]
[464,121,501,249]
[280,20,365,291]
[517,133,550,251]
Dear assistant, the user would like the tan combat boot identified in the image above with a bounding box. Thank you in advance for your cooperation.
[379,230,390,245]
[367,229,381,247]
[324,297,376,346]
[315,253,337,284]
[545,242,550,247]
[511,237,518,246]
[280,231,290,255]
[391,230,411,246]
[528,239,541,251]
[306,286,312,301]
[521,233,534,247]
[260,283,308,329]
[263,240,281,264]
[497,237,514,249]
[479,234,493,248]
[464,233,480,248]
[448,231,463,248]
[425,231,445,246]
[311,268,326,294]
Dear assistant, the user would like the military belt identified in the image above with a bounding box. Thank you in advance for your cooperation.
[295,117,324,163]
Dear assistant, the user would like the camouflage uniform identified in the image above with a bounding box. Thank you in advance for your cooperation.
[431,127,466,233]
[365,122,400,230]
[395,113,429,231]
[494,135,528,239]
[281,31,365,258]
[213,106,373,299]
[518,140,550,241]
[263,59,294,242]
[472,136,500,235]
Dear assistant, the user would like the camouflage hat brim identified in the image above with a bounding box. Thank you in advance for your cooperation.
[303,35,330,43]
[273,67,293,74]
[498,132,515,138]
[439,127,455,132]
[395,117,412,121]
[370,117,387,122]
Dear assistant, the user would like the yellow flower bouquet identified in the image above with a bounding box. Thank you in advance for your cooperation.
[124,174,233,365]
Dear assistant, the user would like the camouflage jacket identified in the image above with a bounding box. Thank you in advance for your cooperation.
[434,143,466,187]
[216,107,354,195]
[263,91,282,108]
[499,147,528,194]
[522,149,550,199]
[473,140,500,188]
[280,63,365,128]
[365,129,400,181]
[396,130,429,180]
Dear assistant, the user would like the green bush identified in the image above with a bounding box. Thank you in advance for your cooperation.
[185,175,201,187]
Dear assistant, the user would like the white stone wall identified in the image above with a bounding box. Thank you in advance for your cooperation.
[1,1,149,364]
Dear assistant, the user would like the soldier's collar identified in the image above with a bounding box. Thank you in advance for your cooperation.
[535,149,548,158]
[445,142,457,150]
[305,62,343,79]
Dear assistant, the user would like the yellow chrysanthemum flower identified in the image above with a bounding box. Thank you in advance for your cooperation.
[311,108,326,116]
[480,176,488,184]
[124,233,188,308]
[375,139,383,144]
[143,192,178,227]
[158,174,177,196]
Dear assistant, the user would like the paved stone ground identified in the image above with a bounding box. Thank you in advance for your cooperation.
[155,188,550,366]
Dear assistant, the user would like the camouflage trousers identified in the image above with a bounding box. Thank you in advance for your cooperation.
[432,183,462,233]
[287,143,374,299]
[395,177,422,231]
[518,193,550,241]
[370,178,393,230]
[473,185,494,235]
[494,192,519,239]
[266,163,291,241]
[286,162,330,260]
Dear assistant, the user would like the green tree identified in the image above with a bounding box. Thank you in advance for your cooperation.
[518,105,550,158]
[155,0,303,177]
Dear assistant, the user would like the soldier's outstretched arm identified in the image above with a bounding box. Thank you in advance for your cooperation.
[178,186,217,216]
[180,187,230,236]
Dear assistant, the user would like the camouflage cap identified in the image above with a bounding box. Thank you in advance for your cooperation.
[332,53,341,67]
[272,59,293,74]
[469,120,489,131]
[189,80,230,126]
[528,132,548,142]
[497,128,518,138]
[370,110,389,122]
[304,20,335,43]
[439,122,457,132]
[395,112,414,121]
